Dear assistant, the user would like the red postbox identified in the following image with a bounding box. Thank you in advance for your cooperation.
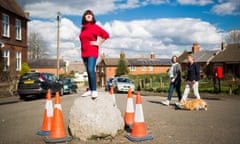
[214,67,223,79]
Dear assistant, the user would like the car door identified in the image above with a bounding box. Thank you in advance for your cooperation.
[48,74,59,93]
[42,73,51,90]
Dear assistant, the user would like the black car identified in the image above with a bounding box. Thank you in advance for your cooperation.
[17,72,64,99]
[60,78,78,94]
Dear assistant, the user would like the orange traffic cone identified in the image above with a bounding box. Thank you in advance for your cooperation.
[126,92,153,142]
[110,86,116,106]
[37,89,53,136]
[124,88,134,132]
[44,92,72,143]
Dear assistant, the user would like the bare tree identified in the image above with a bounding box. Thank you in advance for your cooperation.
[28,32,49,60]
[225,29,240,44]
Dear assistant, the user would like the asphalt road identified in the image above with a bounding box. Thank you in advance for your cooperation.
[0,90,240,144]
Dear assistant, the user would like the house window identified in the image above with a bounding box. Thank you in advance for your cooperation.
[2,14,10,37]
[16,51,22,71]
[130,66,136,71]
[2,49,10,71]
[141,66,146,71]
[149,66,153,71]
[16,19,22,40]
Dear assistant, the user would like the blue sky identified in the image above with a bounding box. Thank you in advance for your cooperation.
[17,0,240,61]
[74,2,239,31]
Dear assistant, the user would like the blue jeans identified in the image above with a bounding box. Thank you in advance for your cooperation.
[83,57,97,91]
[167,79,182,101]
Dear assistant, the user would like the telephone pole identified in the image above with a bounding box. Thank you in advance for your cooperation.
[56,12,61,79]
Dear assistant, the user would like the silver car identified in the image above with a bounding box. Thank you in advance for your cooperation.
[112,77,135,93]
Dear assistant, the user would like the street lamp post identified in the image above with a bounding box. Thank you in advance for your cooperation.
[56,12,61,79]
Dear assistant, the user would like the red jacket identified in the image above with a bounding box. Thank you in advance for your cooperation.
[79,23,109,58]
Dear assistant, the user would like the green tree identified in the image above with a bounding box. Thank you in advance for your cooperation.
[20,63,30,76]
[28,32,48,60]
[115,52,129,76]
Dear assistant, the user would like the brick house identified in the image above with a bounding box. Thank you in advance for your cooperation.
[66,61,86,74]
[28,59,65,76]
[96,52,171,86]
[0,0,29,77]
[179,43,220,78]
[210,43,240,78]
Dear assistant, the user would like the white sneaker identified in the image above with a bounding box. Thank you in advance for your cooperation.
[161,100,170,106]
[91,91,98,99]
[81,91,91,97]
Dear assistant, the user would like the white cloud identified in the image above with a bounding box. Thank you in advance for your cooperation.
[29,18,81,61]
[177,0,214,6]
[22,0,115,18]
[100,18,221,58]
[211,0,240,16]
[60,18,79,41]
[18,0,168,19]
[28,17,222,61]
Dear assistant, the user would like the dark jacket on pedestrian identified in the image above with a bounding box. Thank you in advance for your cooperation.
[186,62,200,81]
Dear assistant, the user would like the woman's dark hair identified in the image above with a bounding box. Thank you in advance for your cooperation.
[81,10,96,25]
[171,55,178,63]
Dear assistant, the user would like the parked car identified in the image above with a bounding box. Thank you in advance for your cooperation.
[17,72,64,99]
[105,77,114,91]
[112,77,135,93]
[60,78,78,94]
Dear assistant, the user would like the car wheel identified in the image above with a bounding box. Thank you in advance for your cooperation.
[74,88,78,93]
[69,89,72,94]
[60,87,64,96]
[19,94,26,100]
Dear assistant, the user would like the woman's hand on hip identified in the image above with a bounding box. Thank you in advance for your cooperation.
[90,41,99,46]
[90,39,107,46]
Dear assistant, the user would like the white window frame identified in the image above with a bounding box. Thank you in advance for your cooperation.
[149,66,153,71]
[141,66,146,71]
[16,51,22,71]
[130,66,136,71]
[16,19,22,40]
[3,49,10,71]
[2,14,10,37]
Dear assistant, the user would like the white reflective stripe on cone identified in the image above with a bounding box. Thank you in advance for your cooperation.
[134,104,144,122]
[54,104,62,111]
[46,100,53,117]
[126,98,134,112]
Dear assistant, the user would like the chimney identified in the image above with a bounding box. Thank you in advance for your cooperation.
[120,51,126,59]
[192,43,200,53]
[221,42,227,50]
[150,52,155,60]
[24,12,30,19]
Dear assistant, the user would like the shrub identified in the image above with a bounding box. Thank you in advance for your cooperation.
[19,63,30,76]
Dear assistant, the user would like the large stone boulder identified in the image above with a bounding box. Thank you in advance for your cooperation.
[68,92,124,141]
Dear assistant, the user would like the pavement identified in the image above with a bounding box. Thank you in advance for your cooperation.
[0,96,20,105]
[1,90,240,144]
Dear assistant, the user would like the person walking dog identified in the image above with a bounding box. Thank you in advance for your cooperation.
[181,54,201,101]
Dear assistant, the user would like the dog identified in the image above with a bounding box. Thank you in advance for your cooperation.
[180,99,208,111]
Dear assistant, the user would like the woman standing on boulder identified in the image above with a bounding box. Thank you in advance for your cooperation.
[80,10,110,99]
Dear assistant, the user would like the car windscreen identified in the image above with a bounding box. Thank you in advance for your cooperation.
[20,73,40,81]
[117,78,130,83]
[62,79,71,84]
